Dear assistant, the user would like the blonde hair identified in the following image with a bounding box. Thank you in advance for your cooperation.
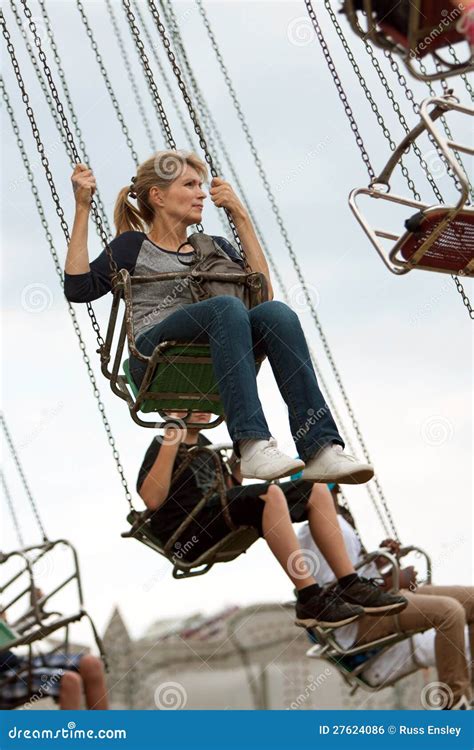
[113,150,208,236]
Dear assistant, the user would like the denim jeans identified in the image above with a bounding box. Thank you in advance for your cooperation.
[130,296,344,461]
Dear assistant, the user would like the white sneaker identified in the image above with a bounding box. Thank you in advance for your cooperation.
[239,438,305,481]
[302,444,374,485]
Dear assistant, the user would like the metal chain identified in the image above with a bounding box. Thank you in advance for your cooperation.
[104,0,157,153]
[36,0,112,236]
[10,0,112,244]
[321,1,420,201]
[302,0,375,181]
[143,0,250,268]
[386,51,473,201]
[1,468,26,548]
[8,1,118,303]
[0,76,135,510]
[198,0,399,539]
[119,0,176,151]
[1,413,48,541]
[129,0,198,152]
[447,44,474,101]
[74,0,140,165]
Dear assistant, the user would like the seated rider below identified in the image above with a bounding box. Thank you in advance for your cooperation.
[298,486,473,711]
[137,411,407,630]
[0,596,108,711]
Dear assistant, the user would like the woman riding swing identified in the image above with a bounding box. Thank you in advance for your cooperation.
[64,149,373,485]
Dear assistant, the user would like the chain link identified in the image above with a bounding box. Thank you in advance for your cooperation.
[447,44,474,101]
[1,26,134,507]
[198,0,398,538]
[303,0,375,181]
[104,0,157,152]
[1,468,26,548]
[1,412,48,541]
[321,1,420,201]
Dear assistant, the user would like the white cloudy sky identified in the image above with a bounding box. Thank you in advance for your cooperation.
[1,0,472,645]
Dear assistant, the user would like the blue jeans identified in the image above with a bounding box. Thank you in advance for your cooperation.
[130,296,344,460]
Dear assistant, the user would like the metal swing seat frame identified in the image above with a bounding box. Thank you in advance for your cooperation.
[305,544,433,694]
[99,267,267,430]
[0,539,106,710]
[122,443,259,578]
[342,0,474,82]
[349,94,474,277]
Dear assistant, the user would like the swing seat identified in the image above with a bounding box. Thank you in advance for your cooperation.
[396,208,474,274]
[122,345,224,416]
[343,1,473,81]
[122,510,259,578]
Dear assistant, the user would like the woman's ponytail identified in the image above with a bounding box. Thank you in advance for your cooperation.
[113,186,146,236]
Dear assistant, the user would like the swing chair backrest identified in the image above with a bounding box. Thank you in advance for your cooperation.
[101,269,266,428]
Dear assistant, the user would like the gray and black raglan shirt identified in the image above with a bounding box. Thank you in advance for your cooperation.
[64,231,244,339]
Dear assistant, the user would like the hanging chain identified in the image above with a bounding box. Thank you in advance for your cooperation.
[1,469,26,548]
[1,413,48,541]
[3,2,117,318]
[36,0,113,236]
[0,69,133,509]
[104,0,157,152]
[303,0,375,180]
[447,44,474,101]
[198,0,399,538]
[9,0,112,246]
[74,0,140,165]
[129,0,198,151]
[119,0,176,151]
[321,1,421,201]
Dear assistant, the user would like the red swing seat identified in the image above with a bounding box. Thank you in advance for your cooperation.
[397,208,474,274]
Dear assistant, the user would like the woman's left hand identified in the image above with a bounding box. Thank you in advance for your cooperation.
[209,177,245,217]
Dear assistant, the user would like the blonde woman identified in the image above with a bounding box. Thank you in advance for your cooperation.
[65,150,374,485]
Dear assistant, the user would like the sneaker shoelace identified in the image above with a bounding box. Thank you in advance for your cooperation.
[357,576,386,589]
[261,438,284,459]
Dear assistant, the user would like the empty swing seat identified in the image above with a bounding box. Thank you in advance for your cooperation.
[397,208,474,274]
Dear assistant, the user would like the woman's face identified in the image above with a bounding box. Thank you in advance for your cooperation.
[152,164,207,226]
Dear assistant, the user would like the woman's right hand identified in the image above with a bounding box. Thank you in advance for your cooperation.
[71,163,96,208]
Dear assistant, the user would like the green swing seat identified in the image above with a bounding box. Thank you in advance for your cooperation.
[122,345,225,415]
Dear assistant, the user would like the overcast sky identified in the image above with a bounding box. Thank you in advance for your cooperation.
[2,0,472,645]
